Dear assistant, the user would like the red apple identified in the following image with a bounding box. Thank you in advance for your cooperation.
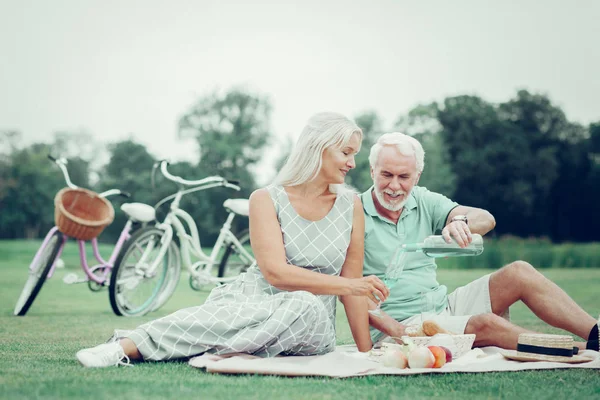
[427,346,447,368]
[440,346,453,363]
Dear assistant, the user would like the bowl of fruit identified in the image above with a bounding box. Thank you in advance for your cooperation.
[377,338,452,369]
[401,320,476,359]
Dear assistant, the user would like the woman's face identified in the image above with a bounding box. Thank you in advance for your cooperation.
[320,133,361,184]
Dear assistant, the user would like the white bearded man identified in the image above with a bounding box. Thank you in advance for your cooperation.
[361,132,599,352]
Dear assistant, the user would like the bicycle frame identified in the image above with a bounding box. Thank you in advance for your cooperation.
[39,156,134,285]
[35,221,134,284]
[141,179,253,285]
[167,208,252,284]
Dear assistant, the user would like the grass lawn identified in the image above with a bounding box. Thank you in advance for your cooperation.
[1,239,599,400]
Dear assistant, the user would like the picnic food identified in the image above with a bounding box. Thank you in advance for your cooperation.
[381,349,408,369]
[408,346,435,368]
[423,320,453,336]
[379,338,451,369]
[440,346,452,363]
[427,346,447,368]
[406,320,454,337]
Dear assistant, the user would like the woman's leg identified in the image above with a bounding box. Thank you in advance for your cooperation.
[120,338,142,360]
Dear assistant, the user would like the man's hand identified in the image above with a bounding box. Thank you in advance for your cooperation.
[442,220,472,248]
[367,298,406,342]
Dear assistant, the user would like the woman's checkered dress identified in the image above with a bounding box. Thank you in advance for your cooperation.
[120,185,355,360]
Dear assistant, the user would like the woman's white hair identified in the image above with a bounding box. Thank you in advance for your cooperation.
[275,112,362,191]
[369,132,425,173]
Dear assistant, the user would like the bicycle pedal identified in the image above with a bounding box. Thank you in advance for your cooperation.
[62,273,88,285]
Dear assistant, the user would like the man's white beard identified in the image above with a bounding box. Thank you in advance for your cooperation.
[374,187,409,212]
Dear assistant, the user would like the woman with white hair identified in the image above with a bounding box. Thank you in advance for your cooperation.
[76,112,389,368]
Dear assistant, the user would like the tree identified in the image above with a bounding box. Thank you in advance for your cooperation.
[0,144,64,238]
[395,103,456,197]
[498,90,585,238]
[345,111,384,192]
[438,95,535,236]
[96,139,157,241]
[179,88,271,181]
[176,88,272,243]
[438,90,593,240]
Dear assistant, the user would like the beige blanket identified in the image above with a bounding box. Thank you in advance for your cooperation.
[188,345,600,377]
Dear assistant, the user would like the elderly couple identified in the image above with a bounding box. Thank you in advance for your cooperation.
[77,112,599,367]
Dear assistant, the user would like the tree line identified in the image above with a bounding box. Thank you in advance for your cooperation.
[1,88,598,244]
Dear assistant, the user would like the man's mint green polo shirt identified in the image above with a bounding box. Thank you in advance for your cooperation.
[360,186,458,341]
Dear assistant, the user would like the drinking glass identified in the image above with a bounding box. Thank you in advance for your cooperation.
[419,290,435,324]
[368,245,406,317]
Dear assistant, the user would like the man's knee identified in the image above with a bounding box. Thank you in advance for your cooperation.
[465,313,508,335]
[495,260,538,284]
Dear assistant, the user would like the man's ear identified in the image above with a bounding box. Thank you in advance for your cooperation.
[415,172,421,186]
[370,167,375,180]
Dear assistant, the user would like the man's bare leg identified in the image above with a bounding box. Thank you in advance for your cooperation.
[488,261,597,340]
[465,313,531,349]
[465,313,587,350]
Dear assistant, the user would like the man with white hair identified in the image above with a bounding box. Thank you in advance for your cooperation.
[361,132,599,351]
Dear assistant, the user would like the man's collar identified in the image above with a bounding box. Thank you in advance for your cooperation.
[362,186,418,219]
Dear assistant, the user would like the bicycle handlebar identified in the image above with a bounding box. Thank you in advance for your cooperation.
[48,154,78,189]
[48,154,131,198]
[98,189,132,199]
[158,160,240,191]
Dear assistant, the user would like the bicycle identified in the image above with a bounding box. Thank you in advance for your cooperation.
[109,160,255,316]
[13,155,173,316]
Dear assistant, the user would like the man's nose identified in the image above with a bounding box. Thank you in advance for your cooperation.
[389,177,401,190]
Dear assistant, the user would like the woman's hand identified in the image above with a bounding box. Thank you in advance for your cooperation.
[348,275,389,304]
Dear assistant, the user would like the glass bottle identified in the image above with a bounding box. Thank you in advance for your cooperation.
[402,234,484,258]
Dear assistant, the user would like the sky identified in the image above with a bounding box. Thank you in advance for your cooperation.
[1,0,599,183]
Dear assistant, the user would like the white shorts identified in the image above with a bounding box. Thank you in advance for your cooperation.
[380,273,510,343]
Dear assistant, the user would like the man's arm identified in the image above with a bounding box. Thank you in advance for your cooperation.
[367,298,406,343]
[444,205,496,247]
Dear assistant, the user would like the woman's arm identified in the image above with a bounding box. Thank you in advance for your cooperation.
[249,189,387,304]
[339,195,375,352]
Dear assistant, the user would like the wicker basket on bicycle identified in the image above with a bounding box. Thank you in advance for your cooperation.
[54,187,115,240]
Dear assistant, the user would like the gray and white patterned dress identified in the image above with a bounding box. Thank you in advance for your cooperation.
[122,185,355,360]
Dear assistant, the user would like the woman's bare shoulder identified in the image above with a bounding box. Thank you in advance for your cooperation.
[250,187,270,200]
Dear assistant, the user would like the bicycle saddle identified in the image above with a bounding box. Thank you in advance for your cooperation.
[120,203,156,222]
[223,199,249,216]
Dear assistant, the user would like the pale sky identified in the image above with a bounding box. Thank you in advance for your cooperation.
[1,0,599,183]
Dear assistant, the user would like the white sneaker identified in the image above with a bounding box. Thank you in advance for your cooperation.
[76,342,132,368]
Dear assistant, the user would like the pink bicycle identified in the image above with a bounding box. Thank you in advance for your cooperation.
[13,155,174,316]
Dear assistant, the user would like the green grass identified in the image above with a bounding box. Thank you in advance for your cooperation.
[1,240,599,400]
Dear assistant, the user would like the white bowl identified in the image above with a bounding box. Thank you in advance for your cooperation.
[401,334,476,359]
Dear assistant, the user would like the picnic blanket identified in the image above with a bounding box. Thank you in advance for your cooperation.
[188,345,600,377]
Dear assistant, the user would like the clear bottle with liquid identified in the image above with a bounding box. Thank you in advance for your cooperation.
[402,234,484,258]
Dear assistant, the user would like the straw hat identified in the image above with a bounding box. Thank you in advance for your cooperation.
[501,333,592,364]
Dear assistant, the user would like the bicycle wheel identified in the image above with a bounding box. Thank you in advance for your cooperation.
[150,239,181,312]
[14,230,63,316]
[109,226,179,317]
[217,229,254,278]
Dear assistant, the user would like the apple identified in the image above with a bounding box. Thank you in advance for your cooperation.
[440,346,453,363]
[427,346,447,368]
[408,346,435,368]
[381,349,408,369]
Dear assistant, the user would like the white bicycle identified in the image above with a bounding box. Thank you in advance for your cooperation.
[109,160,255,316]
